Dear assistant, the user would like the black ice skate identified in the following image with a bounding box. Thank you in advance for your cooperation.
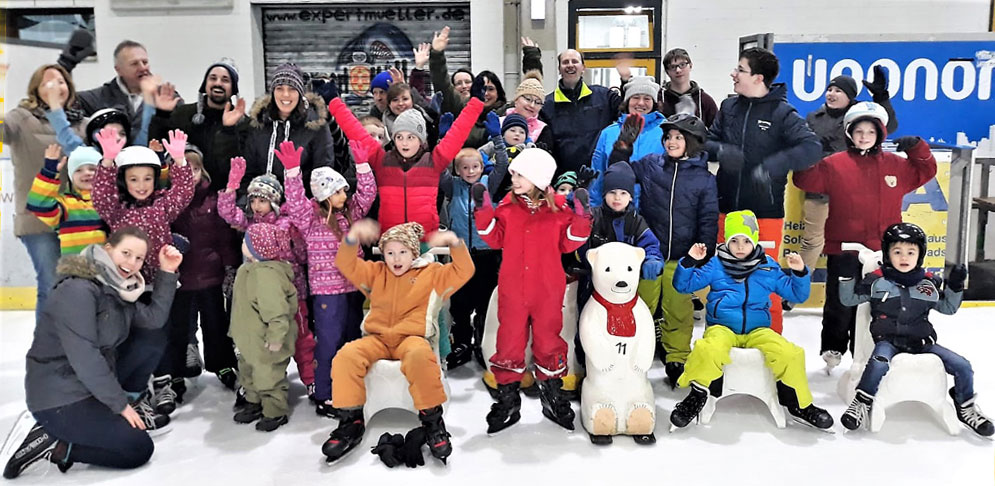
[664,362,685,391]
[418,405,452,464]
[670,382,708,428]
[538,378,575,431]
[322,408,365,463]
[446,343,473,370]
[151,374,177,415]
[217,367,238,391]
[131,390,171,435]
[787,404,835,431]
[1,413,70,479]
[486,382,522,434]
[841,390,873,431]
[952,389,995,437]
[255,415,289,432]
[233,402,263,424]
[315,401,340,419]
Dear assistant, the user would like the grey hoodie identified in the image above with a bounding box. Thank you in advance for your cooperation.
[24,248,178,413]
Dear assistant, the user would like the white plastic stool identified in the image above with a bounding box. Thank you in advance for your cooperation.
[699,347,787,428]
[836,242,960,435]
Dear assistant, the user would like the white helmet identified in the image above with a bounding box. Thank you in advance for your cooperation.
[843,101,889,141]
[114,146,162,169]
[310,166,349,202]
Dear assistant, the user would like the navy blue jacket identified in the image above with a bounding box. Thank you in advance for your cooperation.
[705,83,821,218]
[626,152,719,260]
[540,80,622,174]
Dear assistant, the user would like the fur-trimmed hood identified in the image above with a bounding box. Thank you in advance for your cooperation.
[55,253,100,280]
[248,92,328,131]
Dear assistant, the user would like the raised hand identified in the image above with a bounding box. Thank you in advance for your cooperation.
[470,75,487,102]
[576,165,598,189]
[347,218,381,245]
[95,126,126,164]
[153,82,180,111]
[484,111,501,138]
[862,65,889,100]
[162,129,189,165]
[688,243,708,261]
[786,251,805,272]
[572,187,591,219]
[432,26,451,52]
[148,139,164,153]
[946,263,968,292]
[471,182,489,209]
[139,74,162,103]
[521,36,538,48]
[44,143,63,161]
[616,58,633,82]
[438,112,455,138]
[159,245,184,273]
[227,157,246,191]
[617,113,644,148]
[426,230,459,248]
[222,98,246,127]
[894,136,922,154]
[350,140,370,165]
[388,67,405,86]
[273,141,303,171]
[413,43,430,69]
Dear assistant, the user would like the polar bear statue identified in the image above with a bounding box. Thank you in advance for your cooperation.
[580,242,656,444]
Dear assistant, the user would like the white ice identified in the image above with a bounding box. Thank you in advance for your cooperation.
[1,308,992,485]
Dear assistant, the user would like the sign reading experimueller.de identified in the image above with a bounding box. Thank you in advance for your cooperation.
[772,37,995,156]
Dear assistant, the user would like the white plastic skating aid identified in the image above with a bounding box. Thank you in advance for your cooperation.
[698,348,787,428]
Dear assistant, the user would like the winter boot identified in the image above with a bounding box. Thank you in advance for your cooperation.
[821,350,843,371]
[130,391,171,435]
[486,382,522,434]
[233,386,248,411]
[306,383,317,404]
[787,404,834,430]
[233,402,263,424]
[151,375,177,415]
[322,408,365,462]
[446,343,473,371]
[418,405,452,464]
[952,389,995,437]
[315,401,340,419]
[255,415,289,432]
[841,390,874,431]
[664,362,685,391]
[184,343,203,378]
[670,382,708,428]
[538,378,575,431]
[1,415,70,479]
[217,368,238,391]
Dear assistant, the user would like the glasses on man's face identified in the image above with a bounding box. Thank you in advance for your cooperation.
[522,95,544,107]
[667,61,690,71]
[734,66,753,75]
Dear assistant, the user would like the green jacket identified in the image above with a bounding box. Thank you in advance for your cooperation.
[229,260,298,351]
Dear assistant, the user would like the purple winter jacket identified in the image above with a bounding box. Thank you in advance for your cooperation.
[172,180,240,290]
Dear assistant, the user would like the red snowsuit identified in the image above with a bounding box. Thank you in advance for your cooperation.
[328,96,484,235]
[475,193,591,384]
[793,139,936,254]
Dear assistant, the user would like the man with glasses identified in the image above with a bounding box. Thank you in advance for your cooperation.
[704,47,821,333]
[540,49,622,174]
[660,48,718,127]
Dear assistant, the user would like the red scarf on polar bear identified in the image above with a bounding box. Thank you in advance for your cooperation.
[592,292,637,337]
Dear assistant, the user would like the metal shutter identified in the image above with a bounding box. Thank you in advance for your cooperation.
[261,3,471,111]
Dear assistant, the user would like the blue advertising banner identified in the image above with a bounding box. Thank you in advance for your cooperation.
[773,39,995,157]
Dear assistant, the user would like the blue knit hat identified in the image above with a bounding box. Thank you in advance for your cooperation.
[371,71,393,93]
[602,163,635,197]
[502,113,528,136]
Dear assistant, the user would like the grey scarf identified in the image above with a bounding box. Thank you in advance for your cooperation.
[716,243,766,282]
[82,245,146,302]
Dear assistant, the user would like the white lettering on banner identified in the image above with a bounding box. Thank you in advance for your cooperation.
[792,57,995,102]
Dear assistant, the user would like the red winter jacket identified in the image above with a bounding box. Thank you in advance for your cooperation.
[475,193,591,300]
[329,96,484,234]
[171,180,239,290]
[793,139,936,254]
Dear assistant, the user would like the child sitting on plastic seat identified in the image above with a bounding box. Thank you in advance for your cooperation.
[670,210,834,430]
[321,221,474,464]
[837,222,992,436]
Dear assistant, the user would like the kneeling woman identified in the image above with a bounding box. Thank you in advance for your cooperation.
[2,226,182,479]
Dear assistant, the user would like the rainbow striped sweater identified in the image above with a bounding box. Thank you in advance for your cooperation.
[26,158,107,255]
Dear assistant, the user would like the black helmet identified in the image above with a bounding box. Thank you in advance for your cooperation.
[660,113,707,143]
[85,108,131,147]
[881,222,927,269]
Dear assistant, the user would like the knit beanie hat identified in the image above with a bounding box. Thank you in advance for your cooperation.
[502,113,528,136]
[245,223,290,262]
[827,75,858,102]
[508,148,556,190]
[67,146,102,176]
[514,70,545,102]
[270,63,305,98]
[199,57,239,95]
[392,108,428,144]
[379,222,425,257]
[554,171,577,190]
[724,210,760,245]
[602,163,636,196]
[247,173,284,215]
[371,71,393,93]
[623,76,661,104]
[310,166,349,202]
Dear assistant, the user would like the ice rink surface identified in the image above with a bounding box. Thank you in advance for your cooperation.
[1,307,992,485]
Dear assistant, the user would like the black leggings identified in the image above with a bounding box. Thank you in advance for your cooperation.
[449,250,501,348]
[33,397,153,470]
[158,286,236,376]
